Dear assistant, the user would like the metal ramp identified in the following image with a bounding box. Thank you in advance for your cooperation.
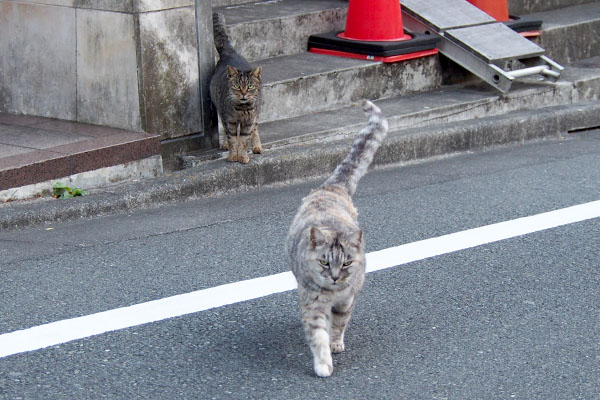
[401,0,563,92]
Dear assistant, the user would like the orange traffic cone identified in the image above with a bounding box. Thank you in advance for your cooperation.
[339,0,410,41]
[467,0,542,37]
[308,0,438,63]
[467,0,509,21]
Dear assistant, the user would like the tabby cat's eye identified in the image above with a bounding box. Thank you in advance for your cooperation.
[343,261,352,267]
[248,84,255,89]
[319,259,329,266]
[232,84,240,89]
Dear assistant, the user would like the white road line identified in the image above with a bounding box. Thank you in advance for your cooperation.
[1,200,599,359]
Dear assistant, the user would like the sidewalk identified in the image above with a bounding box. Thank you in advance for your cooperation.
[0,114,162,200]
[2,54,600,231]
[1,94,599,231]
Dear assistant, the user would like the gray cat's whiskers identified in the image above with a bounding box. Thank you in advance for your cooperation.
[286,100,388,378]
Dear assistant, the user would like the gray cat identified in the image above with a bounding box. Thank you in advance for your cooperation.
[286,100,389,377]
[210,13,263,164]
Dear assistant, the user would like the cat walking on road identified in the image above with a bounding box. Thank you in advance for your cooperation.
[286,100,389,377]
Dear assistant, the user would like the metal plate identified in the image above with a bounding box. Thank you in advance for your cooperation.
[445,23,545,63]
[401,0,495,31]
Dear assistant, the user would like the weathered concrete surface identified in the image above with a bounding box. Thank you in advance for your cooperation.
[76,9,142,131]
[3,100,600,230]
[529,2,600,65]
[212,0,253,7]
[179,55,600,167]
[218,0,347,62]
[0,0,210,141]
[0,2,77,120]
[508,0,597,15]
[564,56,600,101]
[0,155,163,201]
[12,0,196,12]
[259,52,443,123]
[139,8,202,139]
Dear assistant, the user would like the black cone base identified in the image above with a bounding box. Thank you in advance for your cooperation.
[308,31,439,58]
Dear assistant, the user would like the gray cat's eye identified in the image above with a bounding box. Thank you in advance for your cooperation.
[343,261,352,267]
[319,259,329,266]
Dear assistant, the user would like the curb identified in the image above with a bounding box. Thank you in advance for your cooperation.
[2,101,599,231]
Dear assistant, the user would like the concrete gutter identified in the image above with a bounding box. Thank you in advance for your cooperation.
[2,100,599,231]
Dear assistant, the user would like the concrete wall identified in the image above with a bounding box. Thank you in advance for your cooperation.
[508,0,598,15]
[0,0,215,143]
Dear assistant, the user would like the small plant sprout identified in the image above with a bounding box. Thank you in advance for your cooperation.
[53,182,88,199]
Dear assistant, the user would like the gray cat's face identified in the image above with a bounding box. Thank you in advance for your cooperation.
[306,227,363,289]
[226,65,261,104]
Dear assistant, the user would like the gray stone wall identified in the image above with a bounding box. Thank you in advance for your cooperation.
[0,0,215,142]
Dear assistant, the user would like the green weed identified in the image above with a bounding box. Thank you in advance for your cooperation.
[53,182,88,199]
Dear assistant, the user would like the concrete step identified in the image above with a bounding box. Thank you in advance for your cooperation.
[212,0,259,8]
[217,0,600,126]
[258,52,442,123]
[7,97,600,230]
[215,0,599,63]
[508,0,598,15]
[528,2,600,64]
[0,114,163,201]
[215,0,347,62]
[180,56,600,168]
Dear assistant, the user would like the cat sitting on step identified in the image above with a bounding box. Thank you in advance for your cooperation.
[210,13,263,164]
[286,100,389,377]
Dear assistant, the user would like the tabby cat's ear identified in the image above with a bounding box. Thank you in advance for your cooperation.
[226,65,238,78]
[251,66,262,79]
[344,229,363,248]
[310,227,326,249]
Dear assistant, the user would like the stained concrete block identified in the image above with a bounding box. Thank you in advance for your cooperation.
[508,0,598,15]
[212,0,250,7]
[530,2,600,65]
[74,0,135,12]
[136,0,194,12]
[6,0,76,7]
[220,0,347,62]
[76,9,142,131]
[138,8,203,139]
[259,53,443,123]
[0,1,76,120]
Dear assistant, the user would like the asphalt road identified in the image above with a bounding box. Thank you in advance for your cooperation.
[1,130,599,399]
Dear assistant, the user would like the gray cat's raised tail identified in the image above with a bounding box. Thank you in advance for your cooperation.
[212,12,232,55]
[323,100,389,196]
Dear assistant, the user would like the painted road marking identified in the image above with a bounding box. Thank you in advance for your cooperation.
[1,200,599,359]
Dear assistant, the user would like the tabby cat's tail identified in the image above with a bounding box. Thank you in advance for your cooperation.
[212,13,232,55]
[323,100,389,196]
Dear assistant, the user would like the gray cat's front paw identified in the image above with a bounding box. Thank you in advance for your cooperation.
[238,153,250,164]
[330,341,345,353]
[314,361,333,378]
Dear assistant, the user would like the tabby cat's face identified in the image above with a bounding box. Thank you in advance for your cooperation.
[226,65,261,104]
[306,227,363,289]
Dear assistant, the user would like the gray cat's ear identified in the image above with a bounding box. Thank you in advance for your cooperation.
[344,229,363,248]
[310,227,326,249]
[226,65,238,78]
[251,66,262,79]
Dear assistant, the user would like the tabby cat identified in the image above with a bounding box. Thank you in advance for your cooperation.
[286,100,389,377]
[210,13,263,163]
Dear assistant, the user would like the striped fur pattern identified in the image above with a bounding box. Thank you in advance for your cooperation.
[286,100,388,377]
[210,13,263,163]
